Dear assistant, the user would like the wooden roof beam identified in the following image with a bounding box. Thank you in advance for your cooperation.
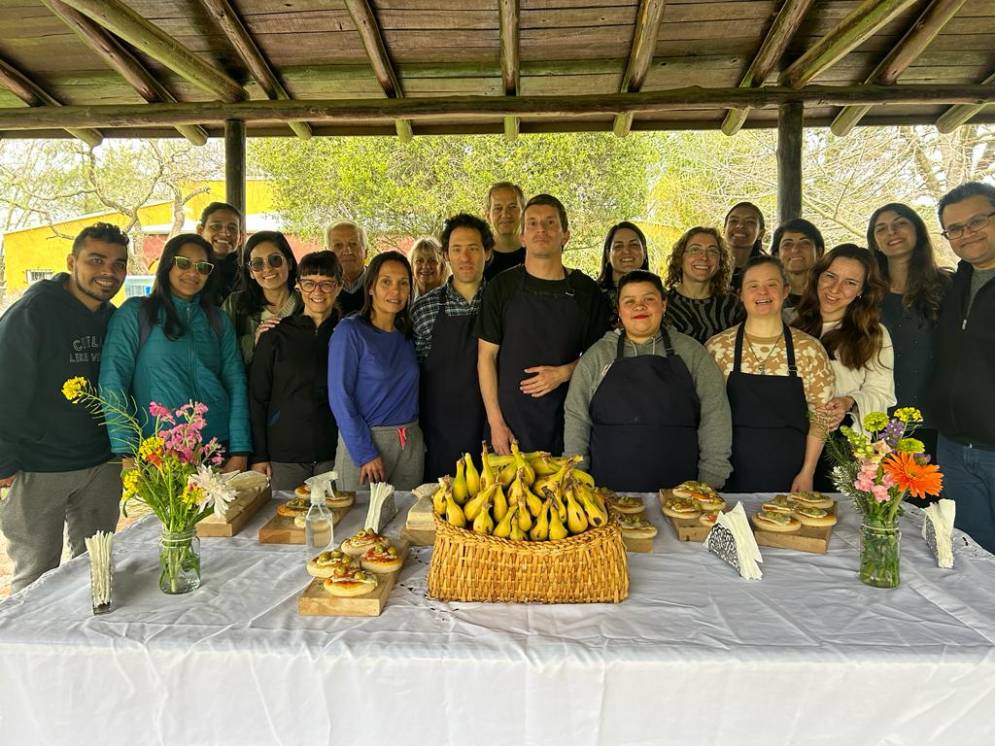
[832,0,969,136]
[1,84,992,132]
[0,54,102,147]
[779,0,919,89]
[614,0,667,137]
[57,0,246,103]
[41,0,207,146]
[198,0,310,140]
[721,0,814,136]
[936,70,995,133]
[343,0,412,142]
[499,0,520,141]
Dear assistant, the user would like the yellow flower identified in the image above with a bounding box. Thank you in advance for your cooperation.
[181,484,204,507]
[121,469,140,499]
[894,407,923,425]
[61,376,89,402]
[897,438,925,454]
[862,412,890,433]
[138,436,165,461]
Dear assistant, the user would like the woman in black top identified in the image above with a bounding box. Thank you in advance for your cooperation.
[664,226,742,345]
[596,221,649,327]
[867,203,952,462]
[249,251,343,492]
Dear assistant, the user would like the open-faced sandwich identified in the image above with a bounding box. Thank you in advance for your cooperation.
[662,495,702,520]
[322,567,378,597]
[306,548,358,578]
[360,542,403,574]
[791,504,838,527]
[788,490,835,510]
[606,494,646,515]
[752,509,802,533]
[341,528,387,558]
[617,514,658,539]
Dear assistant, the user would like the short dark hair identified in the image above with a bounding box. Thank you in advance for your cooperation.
[199,201,242,225]
[770,218,825,258]
[298,250,343,282]
[72,222,129,256]
[617,269,665,301]
[486,182,525,211]
[937,181,995,225]
[360,250,414,337]
[741,254,789,286]
[524,194,569,232]
[440,213,495,254]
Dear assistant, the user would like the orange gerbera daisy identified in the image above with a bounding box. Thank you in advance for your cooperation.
[883,452,943,499]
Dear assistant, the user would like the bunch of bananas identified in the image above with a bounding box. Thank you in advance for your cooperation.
[432,440,609,541]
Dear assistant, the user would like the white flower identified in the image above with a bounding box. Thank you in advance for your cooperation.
[187,465,237,516]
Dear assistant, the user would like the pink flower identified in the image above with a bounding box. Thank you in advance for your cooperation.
[870,484,891,503]
[193,402,208,416]
[148,402,171,418]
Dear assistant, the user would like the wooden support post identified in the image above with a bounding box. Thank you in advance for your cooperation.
[225,120,246,224]
[780,0,918,89]
[831,0,969,136]
[42,0,208,145]
[721,0,814,136]
[777,103,803,224]
[197,0,311,140]
[936,71,995,133]
[0,55,102,146]
[58,0,246,103]
[613,0,667,136]
[499,0,520,141]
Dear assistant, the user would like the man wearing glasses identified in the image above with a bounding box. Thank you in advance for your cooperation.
[933,181,995,552]
[325,221,368,316]
[0,223,129,592]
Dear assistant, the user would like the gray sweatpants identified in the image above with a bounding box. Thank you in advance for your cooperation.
[0,460,122,593]
[270,460,337,493]
[334,421,424,492]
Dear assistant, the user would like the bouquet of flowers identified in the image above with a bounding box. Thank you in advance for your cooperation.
[63,376,235,593]
[825,407,943,525]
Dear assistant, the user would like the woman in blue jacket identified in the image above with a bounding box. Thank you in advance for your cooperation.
[99,234,251,471]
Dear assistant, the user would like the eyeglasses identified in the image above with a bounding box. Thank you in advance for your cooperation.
[687,246,721,258]
[941,212,995,240]
[299,279,339,293]
[248,253,286,272]
[173,256,214,275]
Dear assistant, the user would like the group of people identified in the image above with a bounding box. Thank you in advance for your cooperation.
[1,178,994,595]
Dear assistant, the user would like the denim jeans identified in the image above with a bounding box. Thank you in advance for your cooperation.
[938,434,995,554]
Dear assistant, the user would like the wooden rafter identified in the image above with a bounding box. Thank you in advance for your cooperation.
[499,0,520,140]
[614,0,667,137]
[936,71,995,133]
[0,84,991,132]
[0,54,102,147]
[197,0,311,140]
[779,0,918,89]
[721,0,814,136]
[342,0,412,142]
[57,0,246,103]
[831,0,969,136]
[41,0,208,146]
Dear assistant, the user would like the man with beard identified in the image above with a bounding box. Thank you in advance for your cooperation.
[196,201,244,302]
[0,223,128,592]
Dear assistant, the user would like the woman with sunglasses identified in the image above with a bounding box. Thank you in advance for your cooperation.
[328,251,423,491]
[249,251,344,491]
[100,234,251,471]
[866,203,951,462]
[222,230,302,365]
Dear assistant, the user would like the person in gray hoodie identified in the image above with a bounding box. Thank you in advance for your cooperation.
[0,223,128,592]
[564,270,732,492]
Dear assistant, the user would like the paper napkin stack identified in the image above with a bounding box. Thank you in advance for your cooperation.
[922,498,956,569]
[705,502,763,580]
[365,482,398,533]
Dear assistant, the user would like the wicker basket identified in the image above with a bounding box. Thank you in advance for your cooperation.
[427,516,629,603]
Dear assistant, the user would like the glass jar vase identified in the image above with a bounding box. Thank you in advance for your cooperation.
[159,527,201,594]
[859,522,901,588]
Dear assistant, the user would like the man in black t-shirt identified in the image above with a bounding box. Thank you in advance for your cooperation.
[483,181,526,281]
[477,194,610,455]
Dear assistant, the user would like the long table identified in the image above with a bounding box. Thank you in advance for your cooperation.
[1,492,994,746]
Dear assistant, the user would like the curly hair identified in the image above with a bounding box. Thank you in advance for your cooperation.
[866,202,950,324]
[664,226,734,297]
[791,244,889,370]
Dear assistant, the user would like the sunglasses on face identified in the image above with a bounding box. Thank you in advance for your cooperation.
[248,253,285,272]
[173,256,214,275]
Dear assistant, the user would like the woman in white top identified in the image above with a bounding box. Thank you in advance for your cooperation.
[792,244,896,488]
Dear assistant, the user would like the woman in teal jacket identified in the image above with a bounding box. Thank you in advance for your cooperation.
[99,234,251,471]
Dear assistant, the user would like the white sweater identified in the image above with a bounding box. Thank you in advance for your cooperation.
[822,321,897,433]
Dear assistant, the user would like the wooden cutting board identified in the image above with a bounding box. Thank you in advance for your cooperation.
[298,540,410,617]
[750,503,837,554]
[258,497,354,545]
[658,489,730,542]
[196,483,271,538]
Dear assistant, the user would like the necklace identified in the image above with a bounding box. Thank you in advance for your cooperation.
[746,333,782,374]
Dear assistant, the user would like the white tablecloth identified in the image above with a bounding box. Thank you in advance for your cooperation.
[1,493,994,746]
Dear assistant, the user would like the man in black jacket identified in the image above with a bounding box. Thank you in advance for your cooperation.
[0,223,128,592]
[196,201,244,303]
[933,182,995,553]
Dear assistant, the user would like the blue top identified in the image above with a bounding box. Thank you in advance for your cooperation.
[327,316,419,465]
[99,295,251,455]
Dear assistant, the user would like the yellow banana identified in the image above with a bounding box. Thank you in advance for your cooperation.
[539,485,567,522]
[480,442,497,490]
[432,475,451,516]
[488,453,515,469]
[529,453,560,477]
[492,482,509,522]
[493,503,516,538]
[464,483,496,522]
[452,458,469,505]
[548,502,569,540]
[517,498,533,532]
[572,467,595,488]
[510,440,536,485]
[445,490,466,528]
[472,496,494,535]
[464,453,480,499]
[509,510,528,541]
[575,480,608,528]
[565,485,588,534]
[520,472,544,518]
[529,498,551,541]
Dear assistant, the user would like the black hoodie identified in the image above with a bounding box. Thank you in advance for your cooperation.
[0,273,116,476]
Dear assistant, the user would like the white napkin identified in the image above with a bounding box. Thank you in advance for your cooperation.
[922,499,956,569]
[705,502,763,580]
[365,482,397,532]
[84,530,114,609]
